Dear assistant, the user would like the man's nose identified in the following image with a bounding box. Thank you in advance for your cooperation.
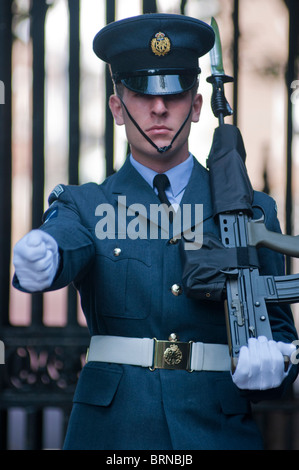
[151,96,168,115]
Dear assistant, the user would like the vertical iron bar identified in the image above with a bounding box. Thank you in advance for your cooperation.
[143,0,157,13]
[30,0,48,325]
[285,0,296,275]
[26,409,43,450]
[68,0,80,186]
[67,0,80,325]
[180,0,187,15]
[31,0,48,230]
[105,0,115,177]
[232,0,239,126]
[0,0,12,450]
[0,411,7,450]
[0,0,12,326]
[0,0,12,327]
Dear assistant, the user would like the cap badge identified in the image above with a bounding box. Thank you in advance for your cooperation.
[151,32,171,56]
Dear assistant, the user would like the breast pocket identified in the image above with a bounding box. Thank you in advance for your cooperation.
[95,237,153,319]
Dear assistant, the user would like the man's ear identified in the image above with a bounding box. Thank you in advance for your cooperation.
[191,93,203,123]
[109,95,125,125]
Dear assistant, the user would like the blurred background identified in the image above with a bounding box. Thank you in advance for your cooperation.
[0,0,299,450]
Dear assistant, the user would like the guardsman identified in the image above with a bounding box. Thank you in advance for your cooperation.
[13,14,298,450]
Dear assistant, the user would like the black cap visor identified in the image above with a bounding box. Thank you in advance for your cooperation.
[117,71,199,95]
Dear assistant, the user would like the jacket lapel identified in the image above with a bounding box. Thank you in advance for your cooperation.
[111,157,159,209]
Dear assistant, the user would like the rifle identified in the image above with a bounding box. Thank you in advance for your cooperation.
[181,18,299,372]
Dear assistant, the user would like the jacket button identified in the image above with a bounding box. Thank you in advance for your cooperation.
[169,238,179,245]
[171,284,182,296]
[169,333,179,341]
[113,248,121,257]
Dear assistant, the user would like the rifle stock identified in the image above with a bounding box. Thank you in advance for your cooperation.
[248,218,299,257]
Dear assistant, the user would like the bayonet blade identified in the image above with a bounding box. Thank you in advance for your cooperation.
[209,17,225,76]
[207,17,233,121]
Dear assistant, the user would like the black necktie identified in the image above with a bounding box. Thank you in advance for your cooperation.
[153,173,173,223]
[153,174,171,207]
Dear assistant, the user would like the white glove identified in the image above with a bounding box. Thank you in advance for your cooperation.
[13,229,59,292]
[232,336,296,390]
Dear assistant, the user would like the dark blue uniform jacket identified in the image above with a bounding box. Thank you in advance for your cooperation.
[13,157,298,450]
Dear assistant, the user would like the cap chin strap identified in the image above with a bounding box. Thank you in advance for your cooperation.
[118,95,192,154]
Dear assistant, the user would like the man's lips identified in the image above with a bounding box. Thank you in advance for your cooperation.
[146,125,172,135]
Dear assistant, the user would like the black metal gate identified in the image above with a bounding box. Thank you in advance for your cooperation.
[0,0,299,450]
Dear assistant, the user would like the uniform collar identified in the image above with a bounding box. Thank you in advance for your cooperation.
[129,153,194,201]
[108,155,213,228]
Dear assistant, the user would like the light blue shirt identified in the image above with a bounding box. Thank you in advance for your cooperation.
[130,154,194,205]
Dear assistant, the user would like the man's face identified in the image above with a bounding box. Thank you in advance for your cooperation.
[109,85,202,170]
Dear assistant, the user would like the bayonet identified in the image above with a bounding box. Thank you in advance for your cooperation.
[207,17,233,124]
[209,17,226,76]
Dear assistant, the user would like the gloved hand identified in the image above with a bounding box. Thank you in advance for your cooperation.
[232,336,296,390]
[13,229,59,292]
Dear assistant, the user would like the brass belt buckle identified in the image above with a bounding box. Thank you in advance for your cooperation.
[150,335,193,371]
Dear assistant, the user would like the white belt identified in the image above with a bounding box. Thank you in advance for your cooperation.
[86,335,232,372]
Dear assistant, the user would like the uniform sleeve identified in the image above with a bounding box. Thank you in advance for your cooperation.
[13,184,96,292]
